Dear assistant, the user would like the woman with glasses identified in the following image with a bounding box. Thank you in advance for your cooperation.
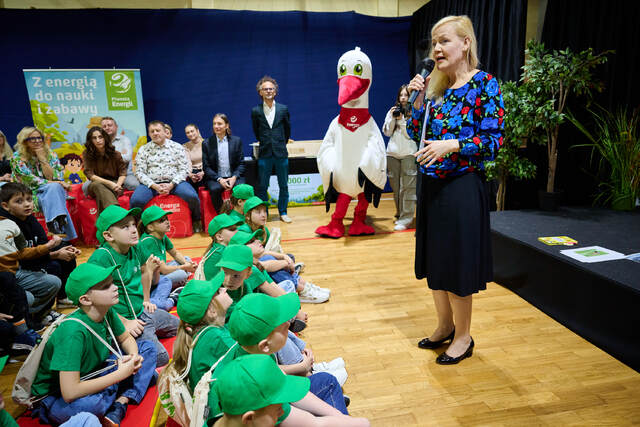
[9,126,77,239]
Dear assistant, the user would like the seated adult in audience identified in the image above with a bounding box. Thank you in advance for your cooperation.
[0,129,13,183]
[203,114,246,212]
[101,116,139,190]
[131,120,202,232]
[81,126,127,213]
[10,127,77,239]
[164,123,173,140]
[184,123,205,190]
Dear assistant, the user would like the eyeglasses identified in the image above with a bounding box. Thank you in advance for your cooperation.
[25,136,44,142]
[261,87,275,92]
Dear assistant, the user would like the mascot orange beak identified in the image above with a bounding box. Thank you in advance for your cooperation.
[337,76,370,106]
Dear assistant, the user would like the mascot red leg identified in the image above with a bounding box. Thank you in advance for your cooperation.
[348,193,375,235]
[315,193,350,238]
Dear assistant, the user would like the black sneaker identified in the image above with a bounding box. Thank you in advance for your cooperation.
[46,220,63,235]
[104,401,128,426]
[192,220,203,233]
[344,394,351,408]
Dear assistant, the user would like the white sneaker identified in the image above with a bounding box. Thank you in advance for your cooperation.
[294,262,305,275]
[307,282,331,296]
[56,298,76,309]
[299,282,329,303]
[394,223,408,231]
[313,357,345,372]
[280,214,293,223]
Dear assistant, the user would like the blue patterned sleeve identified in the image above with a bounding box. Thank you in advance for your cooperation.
[406,104,425,144]
[458,74,504,162]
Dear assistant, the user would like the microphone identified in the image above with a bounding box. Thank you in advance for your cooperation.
[408,58,435,105]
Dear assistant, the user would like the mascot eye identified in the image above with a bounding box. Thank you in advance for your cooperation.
[353,64,363,75]
[339,64,347,76]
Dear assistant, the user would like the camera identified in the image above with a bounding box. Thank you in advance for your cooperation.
[392,103,406,118]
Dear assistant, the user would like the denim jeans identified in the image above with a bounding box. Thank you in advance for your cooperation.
[15,268,61,316]
[129,181,201,220]
[309,372,348,415]
[137,309,179,367]
[150,275,174,311]
[275,331,306,365]
[60,412,101,427]
[36,340,157,425]
[260,254,299,289]
[163,259,190,288]
[257,156,289,215]
[36,182,77,240]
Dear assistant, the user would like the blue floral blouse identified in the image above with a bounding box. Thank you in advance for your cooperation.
[406,70,504,179]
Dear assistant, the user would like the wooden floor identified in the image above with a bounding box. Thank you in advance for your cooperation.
[3,198,640,425]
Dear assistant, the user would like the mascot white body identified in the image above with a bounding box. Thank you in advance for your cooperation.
[316,47,386,238]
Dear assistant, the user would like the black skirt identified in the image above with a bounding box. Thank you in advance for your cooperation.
[414,172,493,297]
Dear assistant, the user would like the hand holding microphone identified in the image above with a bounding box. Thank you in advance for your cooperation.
[408,58,435,109]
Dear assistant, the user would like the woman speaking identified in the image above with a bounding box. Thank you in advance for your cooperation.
[406,15,504,364]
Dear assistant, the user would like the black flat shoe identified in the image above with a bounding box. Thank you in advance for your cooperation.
[418,328,455,349]
[435,338,474,365]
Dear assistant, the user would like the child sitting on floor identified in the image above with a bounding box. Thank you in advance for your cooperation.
[240,197,330,303]
[220,183,254,223]
[137,206,196,309]
[88,205,179,367]
[31,263,157,426]
[202,214,244,281]
[212,354,310,427]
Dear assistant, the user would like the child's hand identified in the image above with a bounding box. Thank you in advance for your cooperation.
[46,234,62,249]
[143,300,157,314]
[124,318,146,338]
[301,348,314,375]
[131,354,144,374]
[145,255,162,272]
[117,354,136,378]
[181,261,197,273]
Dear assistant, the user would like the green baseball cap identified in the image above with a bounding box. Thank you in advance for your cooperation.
[243,196,269,215]
[208,213,243,237]
[177,275,224,325]
[216,244,254,271]
[66,263,119,305]
[228,293,300,346]
[229,229,262,246]
[232,184,254,200]
[96,205,141,243]
[0,354,8,374]
[215,354,310,415]
[141,205,172,226]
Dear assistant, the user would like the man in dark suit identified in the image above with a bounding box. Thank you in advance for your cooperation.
[202,113,246,212]
[251,76,292,223]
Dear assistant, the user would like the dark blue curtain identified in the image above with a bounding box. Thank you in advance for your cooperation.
[0,9,410,155]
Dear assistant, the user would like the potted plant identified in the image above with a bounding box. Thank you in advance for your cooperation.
[569,106,640,211]
[522,40,610,210]
[485,81,542,211]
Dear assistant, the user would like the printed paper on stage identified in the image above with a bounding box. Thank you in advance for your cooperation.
[560,246,626,263]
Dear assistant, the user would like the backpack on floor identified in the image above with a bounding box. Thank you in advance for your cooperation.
[158,326,236,427]
[12,312,123,407]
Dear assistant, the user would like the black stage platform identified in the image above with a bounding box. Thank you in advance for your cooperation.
[490,207,640,371]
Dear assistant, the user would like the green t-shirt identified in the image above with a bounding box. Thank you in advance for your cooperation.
[229,209,244,223]
[88,243,145,319]
[0,410,18,427]
[203,243,226,280]
[238,223,270,243]
[31,309,125,397]
[138,232,174,263]
[222,267,268,320]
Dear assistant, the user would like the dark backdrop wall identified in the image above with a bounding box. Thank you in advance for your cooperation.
[408,0,527,82]
[0,9,411,156]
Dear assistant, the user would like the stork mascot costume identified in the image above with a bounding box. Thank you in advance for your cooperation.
[316,47,387,238]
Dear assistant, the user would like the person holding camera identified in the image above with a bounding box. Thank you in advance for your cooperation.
[382,84,417,231]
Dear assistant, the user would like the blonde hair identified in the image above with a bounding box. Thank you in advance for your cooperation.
[426,15,479,102]
[244,209,268,245]
[161,297,226,379]
[15,127,50,163]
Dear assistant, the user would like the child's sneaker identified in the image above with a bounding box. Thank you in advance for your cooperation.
[41,310,63,326]
[313,357,345,372]
[299,283,329,304]
[306,281,331,296]
[103,401,128,426]
[294,262,305,275]
[11,329,41,354]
